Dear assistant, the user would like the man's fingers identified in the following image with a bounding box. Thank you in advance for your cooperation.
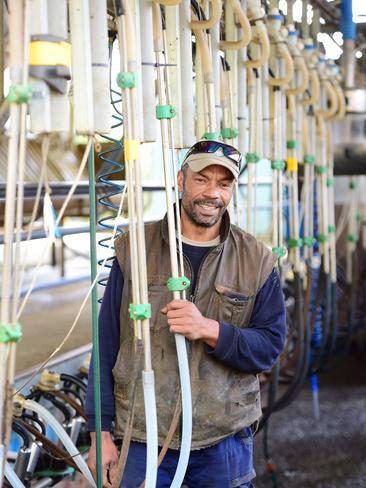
[166,308,190,319]
[161,299,190,314]
[108,462,118,485]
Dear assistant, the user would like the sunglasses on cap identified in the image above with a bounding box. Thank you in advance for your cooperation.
[183,140,243,170]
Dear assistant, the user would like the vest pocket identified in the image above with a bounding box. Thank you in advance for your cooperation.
[214,283,254,326]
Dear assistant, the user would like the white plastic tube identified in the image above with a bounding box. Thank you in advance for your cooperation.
[90,0,110,134]
[170,336,192,488]
[68,0,94,134]
[179,0,195,147]
[140,0,156,142]
[24,400,96,487]
[117,6,158,486]
[5,463,26,488]
[142,371,158,487]
[153,8,192,483]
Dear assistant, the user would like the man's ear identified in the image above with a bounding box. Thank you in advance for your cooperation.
[177,169,184,192]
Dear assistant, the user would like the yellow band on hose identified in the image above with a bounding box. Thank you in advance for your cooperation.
[124,139,140,161]
[287,156,298,172]
[29,41,71,68]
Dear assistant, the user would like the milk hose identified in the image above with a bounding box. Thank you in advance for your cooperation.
[5,463,27,488]
[114,3,158,486]
[153,4,192,486]
[23,400,95,486]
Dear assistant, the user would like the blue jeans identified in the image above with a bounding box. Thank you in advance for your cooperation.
[121,428,255,488]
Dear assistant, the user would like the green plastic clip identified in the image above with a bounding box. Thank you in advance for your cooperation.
[221,127,239,139]
[317,234,328,243]
[167,276,191,292]
[117,71,136,89]
[347,234,358,243]
[286,140,297,149]
[315,165,327,175]
[303,236,316,247]
[203,132,222,141]
[7,84,31,104]
[272,246,286,257]
[156,104,176,119]
[246,152,260,164]
[326,178,334,187]
[129,303,151,320]
[287,238,303,248]
[304,154,315,164]
[328,225,336,233]
[271,160,285,171]
[349,180,358,190]
[0,323,22,343]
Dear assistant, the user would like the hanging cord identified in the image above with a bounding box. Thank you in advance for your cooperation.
[15,136,50,304]
[1,1,31,479]
[110,339,143,487]
[16,138,92,320]
[10,15,31,328]
[13,183,127,396]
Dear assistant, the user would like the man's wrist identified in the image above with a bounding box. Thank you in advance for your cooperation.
[201,318,220,348]
[90,431,113,441]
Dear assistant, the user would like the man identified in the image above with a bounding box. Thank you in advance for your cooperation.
[86,140,286,487]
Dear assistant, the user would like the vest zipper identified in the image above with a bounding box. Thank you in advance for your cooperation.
[188,248,216,303]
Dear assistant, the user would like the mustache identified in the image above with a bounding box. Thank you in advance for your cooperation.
[194,199,224,208]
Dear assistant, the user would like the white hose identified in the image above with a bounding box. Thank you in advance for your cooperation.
[5,463,26,488]
[142,371,158,488]
[170,336,192,488]
[117,6,158,486]
[153,8,192,482]
[24,400,96,487]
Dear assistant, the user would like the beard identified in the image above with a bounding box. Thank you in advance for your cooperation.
[181,195,226,228]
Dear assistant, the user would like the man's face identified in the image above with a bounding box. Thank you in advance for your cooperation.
[177,164,235,228]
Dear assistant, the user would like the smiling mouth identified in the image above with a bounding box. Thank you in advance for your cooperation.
[196,203,220,213]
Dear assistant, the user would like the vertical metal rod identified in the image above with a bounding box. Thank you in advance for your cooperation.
[88,144,103,488]
[0,0,3,99]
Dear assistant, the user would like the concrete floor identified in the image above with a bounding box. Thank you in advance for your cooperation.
[16,279,92,372]
[253,353,366,488]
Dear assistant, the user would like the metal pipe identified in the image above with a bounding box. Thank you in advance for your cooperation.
[341,0,356,89]
[88,145,103,488]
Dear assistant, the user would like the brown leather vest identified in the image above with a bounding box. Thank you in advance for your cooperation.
[113,211,277,449]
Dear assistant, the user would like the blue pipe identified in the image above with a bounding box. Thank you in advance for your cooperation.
[341,0,356,41]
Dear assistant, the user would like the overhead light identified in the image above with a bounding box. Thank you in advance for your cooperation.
[320,17,325,24]
[353,15,366,23]
[293,0,302,23]
[332,31,343,46]
[353,0,366,16]
[317,33,343,60]
[356,50,363,58]
[279,0,287,15]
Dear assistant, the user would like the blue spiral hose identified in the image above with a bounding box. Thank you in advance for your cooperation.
[97,111,125,294]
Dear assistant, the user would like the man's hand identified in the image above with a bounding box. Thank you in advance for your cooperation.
[161,299,219,348]
[88,431,119,487]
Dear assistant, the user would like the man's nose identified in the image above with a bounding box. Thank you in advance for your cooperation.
[202,182,220,198]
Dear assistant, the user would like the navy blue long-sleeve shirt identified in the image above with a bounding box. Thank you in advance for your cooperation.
[86,243,286,431]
